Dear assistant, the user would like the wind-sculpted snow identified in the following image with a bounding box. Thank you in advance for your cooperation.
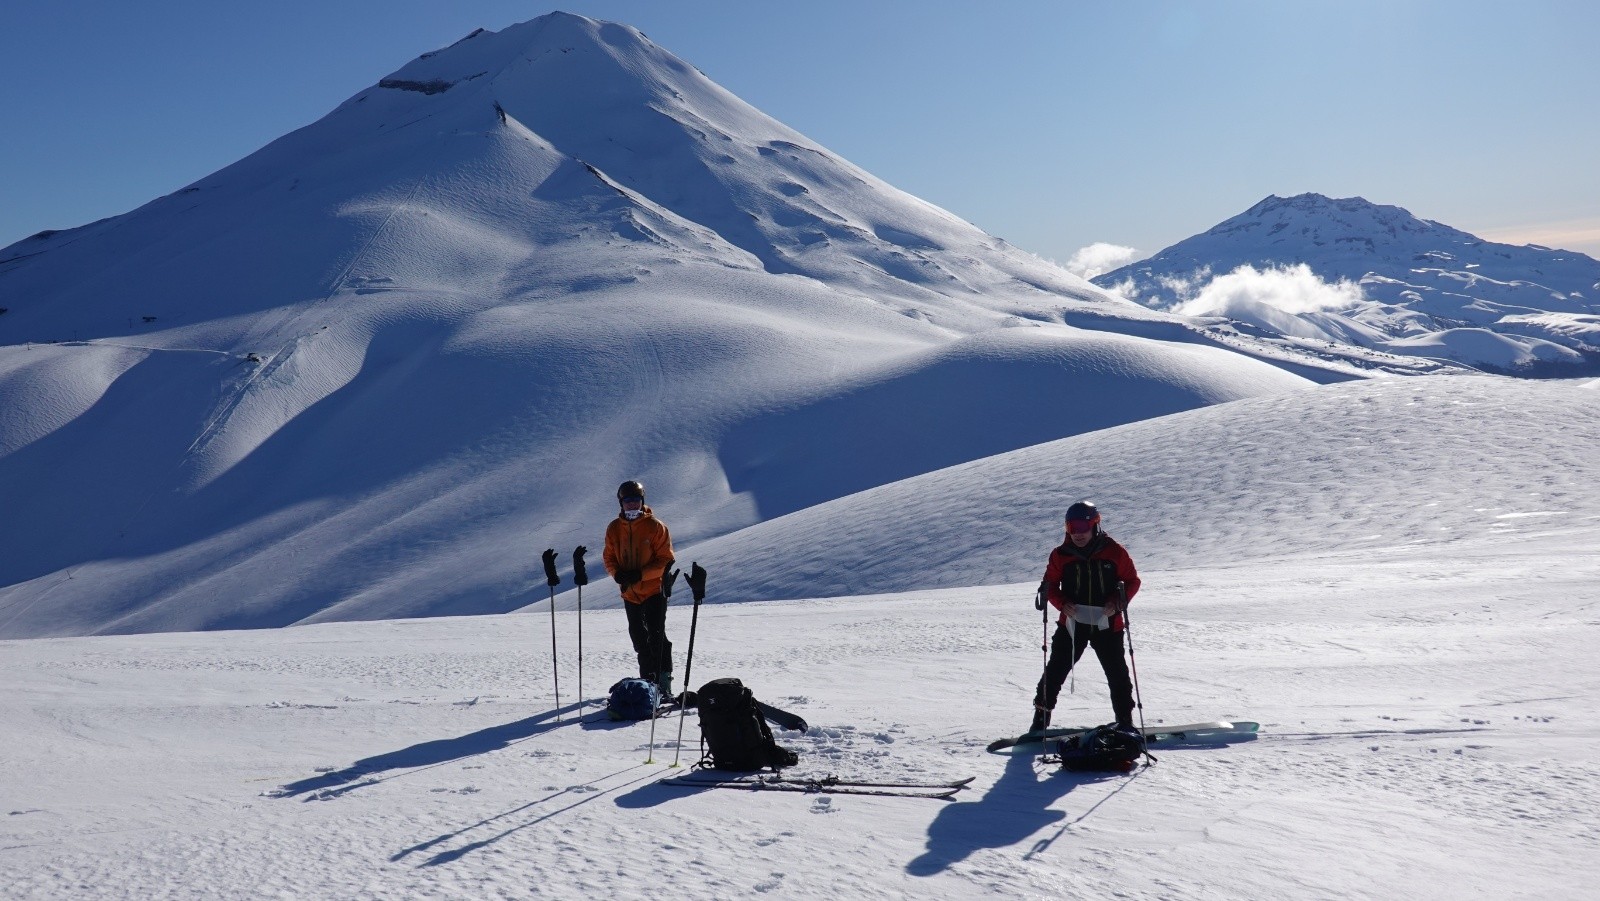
[679,375,1600,603]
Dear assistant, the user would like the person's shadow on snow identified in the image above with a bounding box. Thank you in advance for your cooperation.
[271,700,597,799]
[907,751,1131,876]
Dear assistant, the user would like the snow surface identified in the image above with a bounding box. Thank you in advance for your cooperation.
[4,373,1598,899]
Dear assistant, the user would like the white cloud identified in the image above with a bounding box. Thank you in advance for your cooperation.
[1175,263,1365,318]
[1064,242,1140,279]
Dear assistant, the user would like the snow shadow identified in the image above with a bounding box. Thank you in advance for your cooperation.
[401,763,663,868]
[906,752,1133,877]
[271,700,590,799]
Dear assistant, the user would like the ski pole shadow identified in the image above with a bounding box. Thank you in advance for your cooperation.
[906,751,1123,877]
[610,762,706,810]
[271,699,592,800]
[1022,765,1148,860]
[409,764,663,867]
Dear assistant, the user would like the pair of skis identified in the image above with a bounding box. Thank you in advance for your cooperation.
[661,772,974,800]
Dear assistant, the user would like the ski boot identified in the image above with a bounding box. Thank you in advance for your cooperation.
[1029,705,1051,734]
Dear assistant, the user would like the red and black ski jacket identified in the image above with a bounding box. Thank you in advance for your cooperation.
[1042,534,1141,631]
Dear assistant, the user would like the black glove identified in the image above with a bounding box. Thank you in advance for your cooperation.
[572,546,589,587]
[616,568,642,589]
[541,548,559,587]
[661,562,680,599]
[685,562,708,602]
[1034,580,1048,612]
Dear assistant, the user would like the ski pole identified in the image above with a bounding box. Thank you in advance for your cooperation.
[542,548,561,721]
[646,564,681,765]
[1035,581,1049,716]
[1067,617,1077,695]
[671,563,707,767]
[572,545,589,712]
[1119,581,1152,749]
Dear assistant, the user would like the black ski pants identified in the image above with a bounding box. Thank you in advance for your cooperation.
[1034,621,1135,728]
[624,593,673,681]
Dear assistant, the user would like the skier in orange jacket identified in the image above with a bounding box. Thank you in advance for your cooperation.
[603,480,676,697]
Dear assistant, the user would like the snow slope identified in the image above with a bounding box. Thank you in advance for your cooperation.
[0,13,1322,638]
[1096,193,1600,374]
[3,373,1596,899]
[671,374,1600,604]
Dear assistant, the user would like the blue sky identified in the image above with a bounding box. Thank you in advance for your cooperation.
[2,0,1597,263]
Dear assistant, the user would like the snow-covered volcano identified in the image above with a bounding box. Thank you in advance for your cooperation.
[1095,194,1600,374]
[0,14,1317,638]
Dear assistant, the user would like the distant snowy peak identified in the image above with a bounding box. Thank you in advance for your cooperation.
[1117,193,1592,288]
[1094,193,1600,375]
[1100,192,1600,299]
[1209,193,1477,252]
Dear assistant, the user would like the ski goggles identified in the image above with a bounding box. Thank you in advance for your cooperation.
[1065,519,1097,534]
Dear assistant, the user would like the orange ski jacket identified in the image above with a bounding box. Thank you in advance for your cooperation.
[603,507,675,605]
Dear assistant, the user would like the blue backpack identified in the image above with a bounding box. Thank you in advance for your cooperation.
[607,678,661,721]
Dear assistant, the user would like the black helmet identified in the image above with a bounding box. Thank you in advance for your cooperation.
[1065,500,1101,533]
[617,480,645,501]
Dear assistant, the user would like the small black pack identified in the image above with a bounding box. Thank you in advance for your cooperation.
[1055,724,1148,772]
[695,677,799,771]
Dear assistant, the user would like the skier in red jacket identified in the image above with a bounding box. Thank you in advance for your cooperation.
[1031,501,1141,733]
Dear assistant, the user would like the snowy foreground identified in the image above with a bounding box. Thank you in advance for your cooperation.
[6,502,1597,898]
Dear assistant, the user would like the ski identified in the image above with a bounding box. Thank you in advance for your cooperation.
[661,774,965,799]
[662,692,808,733]
[986,725,1097,753]
[667,772,974,790]
[756,700,808,733]
[988,720,1259,754]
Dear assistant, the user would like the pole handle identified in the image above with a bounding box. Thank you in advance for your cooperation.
[572,545,588,586]
[686,563,708,602]
[542,548,560,587]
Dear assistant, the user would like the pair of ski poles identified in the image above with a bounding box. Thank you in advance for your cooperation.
[540,546,591,722]
[646,562,706,767]
[539,546,709,766]
[1034,579,1150,739]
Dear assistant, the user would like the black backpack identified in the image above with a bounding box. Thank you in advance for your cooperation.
[1055,724,1149,772]
[695,677,799,771]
